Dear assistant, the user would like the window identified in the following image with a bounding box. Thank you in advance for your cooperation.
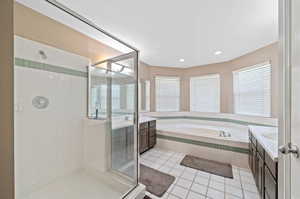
[233,62,271,117]
[90,84,107,117]
[126,84,135,111]
[190,74,220,112]
[111,85,121,111]
[155,76,180,111]
[139,80,151,112]
[145,80,150,111]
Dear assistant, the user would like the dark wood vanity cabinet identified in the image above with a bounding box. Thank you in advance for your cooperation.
[139,127,149,153]
[265,167,277,199]
[249,132,278,199]
[139,120,156,154]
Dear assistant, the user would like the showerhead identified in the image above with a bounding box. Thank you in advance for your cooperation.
[38,50,47,60]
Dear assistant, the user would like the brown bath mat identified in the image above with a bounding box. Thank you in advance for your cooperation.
[180,155,233,178]
[140,164,175,197]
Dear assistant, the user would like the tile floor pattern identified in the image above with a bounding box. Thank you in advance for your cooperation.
[140,148,260,199]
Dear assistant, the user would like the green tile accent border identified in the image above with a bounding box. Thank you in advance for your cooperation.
[154,116,276,127]
[157,134,249,154]
[14,58,87,78]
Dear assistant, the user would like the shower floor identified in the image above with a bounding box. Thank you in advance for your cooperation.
[23,171,132,199]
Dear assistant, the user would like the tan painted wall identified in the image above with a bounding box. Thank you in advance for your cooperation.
[14,2,122,63]
[13,4,279,117]
[14,2,148,78]
[143,43,279,118]
[0,0,15,198]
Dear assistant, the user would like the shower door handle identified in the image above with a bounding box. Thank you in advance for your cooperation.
[279,142,299,158]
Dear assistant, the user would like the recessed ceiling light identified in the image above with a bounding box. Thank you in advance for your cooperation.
[214,51,223,55]
[179,58,185,62]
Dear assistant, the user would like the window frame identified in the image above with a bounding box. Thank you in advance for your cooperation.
[233,62,272,117]
[155,76,180,112]
[189,74,221,113]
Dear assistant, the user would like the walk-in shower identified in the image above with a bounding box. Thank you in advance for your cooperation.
[88,51,139,187]
[14,0,140,198]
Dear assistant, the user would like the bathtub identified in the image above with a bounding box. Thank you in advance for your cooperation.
[142,112,278,168]
[157,118,249,143]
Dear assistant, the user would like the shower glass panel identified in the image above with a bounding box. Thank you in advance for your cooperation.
[89,52,137,180]
[89,52,138,186]
[110,53,137,181]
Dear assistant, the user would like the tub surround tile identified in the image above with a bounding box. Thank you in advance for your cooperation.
[157,134,249,154]
[15,57,87,78]
[141,112,278,127]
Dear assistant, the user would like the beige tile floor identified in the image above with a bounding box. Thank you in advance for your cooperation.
[140,148,260,199]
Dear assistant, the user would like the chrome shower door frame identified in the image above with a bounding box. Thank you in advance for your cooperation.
[104,51,140,199]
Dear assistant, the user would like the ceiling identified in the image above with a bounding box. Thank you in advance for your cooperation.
[17,0,278,68]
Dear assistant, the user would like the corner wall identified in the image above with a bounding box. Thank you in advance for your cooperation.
[0,0,14,198]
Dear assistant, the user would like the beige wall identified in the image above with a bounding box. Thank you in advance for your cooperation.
[0,0,15,198]
[14,2,122,63]
[142,43,279,118]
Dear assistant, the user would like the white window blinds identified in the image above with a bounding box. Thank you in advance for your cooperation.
[126,84,135,111]
[233,62,271,117]
[190,74,220,112]
[111,85,121,111]
[155,76,180,111]
[145,80,150,111]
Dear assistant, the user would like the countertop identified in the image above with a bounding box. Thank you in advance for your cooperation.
[248,125,278,161]
[112,117,156,129]
[83,117,156,129]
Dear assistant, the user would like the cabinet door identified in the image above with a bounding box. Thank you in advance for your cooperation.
[257,153,264,198]
[251,145,257,177]
[139,129,148,153]
[148,128,156,148]
[249,142,253,171]
[265,166,277,199]
[149,135,156,148]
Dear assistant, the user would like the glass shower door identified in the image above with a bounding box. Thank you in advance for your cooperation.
[108,52,139,190]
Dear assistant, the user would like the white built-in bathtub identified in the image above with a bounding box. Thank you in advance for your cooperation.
[157,118,249,143]
[142,112,278,168]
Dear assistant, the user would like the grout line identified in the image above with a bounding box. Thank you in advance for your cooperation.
[239,168,246,199]
[205,175,211,198]
[184,168,198,199]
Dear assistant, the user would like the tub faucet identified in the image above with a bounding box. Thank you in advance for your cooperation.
[219,131,231,137]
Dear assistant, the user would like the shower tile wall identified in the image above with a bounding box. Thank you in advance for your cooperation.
[14,36,88,198]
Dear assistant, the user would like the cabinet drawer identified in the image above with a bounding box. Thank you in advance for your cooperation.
[139,122,148,130]
[265,152,277,180]
[265,166,277,199]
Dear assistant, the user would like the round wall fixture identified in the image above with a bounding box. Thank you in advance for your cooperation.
[32,96,49,109]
